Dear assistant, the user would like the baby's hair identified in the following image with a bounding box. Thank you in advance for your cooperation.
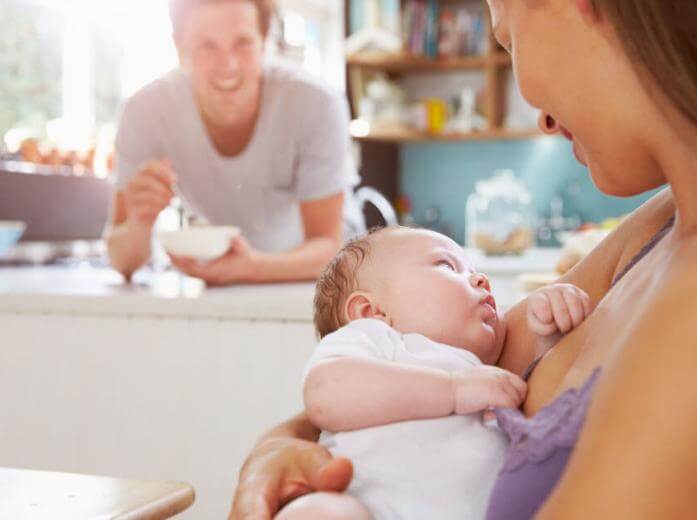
[313,227,386,338]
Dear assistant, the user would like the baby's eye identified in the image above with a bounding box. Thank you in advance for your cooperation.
[436,260,456,271]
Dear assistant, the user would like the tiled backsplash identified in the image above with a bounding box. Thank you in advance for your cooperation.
[400,136,660,244]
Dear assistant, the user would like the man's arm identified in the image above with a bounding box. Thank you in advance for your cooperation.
[106,192,153,279]
[254,191,344,281]
[169,192,344,284]
[105,160,175,280]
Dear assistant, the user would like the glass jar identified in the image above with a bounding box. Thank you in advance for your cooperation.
[466,170,536,255]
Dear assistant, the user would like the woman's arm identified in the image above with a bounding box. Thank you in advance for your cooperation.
[228,412,353,520]
[304,357,526,432]
[537,240,697,518]
[498,187,675,375]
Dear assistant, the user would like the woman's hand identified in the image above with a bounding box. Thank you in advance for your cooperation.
[229,437,354,519]
[169,235,260,286]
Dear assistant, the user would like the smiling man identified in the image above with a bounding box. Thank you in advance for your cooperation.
[106,0,364,284]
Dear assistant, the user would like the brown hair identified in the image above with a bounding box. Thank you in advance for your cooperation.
[170,0,275,40]
[313,229,384,339]
[591,1,697,127]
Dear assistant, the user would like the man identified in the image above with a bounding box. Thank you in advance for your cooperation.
[106,0,363,284]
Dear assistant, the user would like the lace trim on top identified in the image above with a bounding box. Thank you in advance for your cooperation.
[494,369,601,472]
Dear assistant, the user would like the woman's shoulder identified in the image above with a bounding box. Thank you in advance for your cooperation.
[559,188,674,300]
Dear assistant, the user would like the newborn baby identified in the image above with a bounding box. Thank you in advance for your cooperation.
[276,227,592,520]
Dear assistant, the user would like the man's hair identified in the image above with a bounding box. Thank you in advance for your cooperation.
[313,228,385,339]
[169,0,275,40]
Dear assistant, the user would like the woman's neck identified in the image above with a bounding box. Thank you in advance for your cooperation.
[657,136,697,239]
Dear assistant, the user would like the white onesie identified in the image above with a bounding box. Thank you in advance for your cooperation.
[302,319,507,520]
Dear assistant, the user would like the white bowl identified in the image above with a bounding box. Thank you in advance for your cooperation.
[157,226,240,261]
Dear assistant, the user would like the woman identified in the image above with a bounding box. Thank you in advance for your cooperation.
[229,0,697,517]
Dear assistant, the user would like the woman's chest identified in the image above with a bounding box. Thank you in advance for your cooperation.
[523,248,671,417]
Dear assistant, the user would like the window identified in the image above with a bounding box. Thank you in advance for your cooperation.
[274,0,345,92]
[1,0,345,174]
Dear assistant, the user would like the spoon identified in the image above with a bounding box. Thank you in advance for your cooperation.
[171,183,189,229]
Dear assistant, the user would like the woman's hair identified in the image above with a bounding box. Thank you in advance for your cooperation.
[591,1,697,126]
[169,0,275,40]
[313,229,384,339]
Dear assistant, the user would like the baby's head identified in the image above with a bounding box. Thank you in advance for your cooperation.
[314,226,506,364]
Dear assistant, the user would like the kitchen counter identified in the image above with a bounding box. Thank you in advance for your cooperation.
[0,266,315,321]
[0,247,561,320]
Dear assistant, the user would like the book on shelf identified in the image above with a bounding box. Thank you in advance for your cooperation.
[401,0,486,59]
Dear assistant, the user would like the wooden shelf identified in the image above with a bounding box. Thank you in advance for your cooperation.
[346,52,510,72]
[350,123,541,143]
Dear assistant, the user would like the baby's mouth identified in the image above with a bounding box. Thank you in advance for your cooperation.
[480,294,497,311]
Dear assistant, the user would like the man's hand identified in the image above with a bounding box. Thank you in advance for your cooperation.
[124,158,176,228]
[451,365,527,415]
[169,235,261,286]
[229,438,353,520]
[527,283,593,337]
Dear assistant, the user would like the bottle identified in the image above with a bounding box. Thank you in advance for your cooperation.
[466,170,536,255]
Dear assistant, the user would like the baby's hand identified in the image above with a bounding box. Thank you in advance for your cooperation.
[527,283,593,337]
[451,365,527,415]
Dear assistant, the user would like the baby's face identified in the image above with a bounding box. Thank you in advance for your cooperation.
[363,228,505,364]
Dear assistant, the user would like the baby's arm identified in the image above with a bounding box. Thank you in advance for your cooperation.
[526,283,594,355]
[304,357,526,433]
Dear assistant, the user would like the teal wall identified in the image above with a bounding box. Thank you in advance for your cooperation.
[400,136,661,244]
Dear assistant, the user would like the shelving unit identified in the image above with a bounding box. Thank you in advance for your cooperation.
[345,0,538,143]
[351,126,541,143]
[346,52,511,72]
[343,0,541,226]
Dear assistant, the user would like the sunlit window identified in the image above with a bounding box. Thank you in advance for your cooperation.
[1,0,344,174]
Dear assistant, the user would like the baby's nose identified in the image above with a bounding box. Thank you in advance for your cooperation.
[469,272,490,290]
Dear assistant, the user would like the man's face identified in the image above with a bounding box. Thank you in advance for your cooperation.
[177,1,265,128]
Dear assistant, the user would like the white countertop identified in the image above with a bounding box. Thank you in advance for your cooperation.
[0,248,561,321]
[0,266,316,321]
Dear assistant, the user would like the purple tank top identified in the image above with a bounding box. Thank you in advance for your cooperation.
[486,216,675,520]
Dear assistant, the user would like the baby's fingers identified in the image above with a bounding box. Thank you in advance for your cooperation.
[528,292,554,324]
[505,373,528,403]
[561,287,587,329]
[528,316,559,337]
[548,289,573,333]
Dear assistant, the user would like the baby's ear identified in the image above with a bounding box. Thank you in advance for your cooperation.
[345,291,390,324]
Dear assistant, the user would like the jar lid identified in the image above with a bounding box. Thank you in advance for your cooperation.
[474,170,532,203]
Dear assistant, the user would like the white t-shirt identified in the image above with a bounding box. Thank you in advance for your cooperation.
[303,319,507,520]
[114,59,364,252]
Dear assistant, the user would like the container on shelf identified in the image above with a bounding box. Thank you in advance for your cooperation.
[466,170,536,255]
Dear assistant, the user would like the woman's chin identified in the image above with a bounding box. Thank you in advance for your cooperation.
[572,141,588,166]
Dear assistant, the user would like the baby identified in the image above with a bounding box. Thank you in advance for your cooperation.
[276,226,592,520]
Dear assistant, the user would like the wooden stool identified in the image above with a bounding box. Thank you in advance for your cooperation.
[0,467,195,519]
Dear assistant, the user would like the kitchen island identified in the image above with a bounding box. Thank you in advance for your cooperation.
[0,266,318,519]
[0,248,559,518]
